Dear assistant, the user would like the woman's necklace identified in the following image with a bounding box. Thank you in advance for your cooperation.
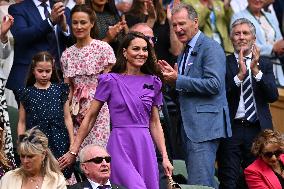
[28,176,43,189]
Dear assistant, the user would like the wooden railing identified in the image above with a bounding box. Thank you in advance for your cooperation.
[271,88,284,133]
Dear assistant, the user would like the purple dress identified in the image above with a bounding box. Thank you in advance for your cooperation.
[95,73,163,189]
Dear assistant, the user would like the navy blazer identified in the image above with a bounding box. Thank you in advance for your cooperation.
[225,54,279,129]
[176,32,232,142]
[6,0,72,90]
[67,180,127,189]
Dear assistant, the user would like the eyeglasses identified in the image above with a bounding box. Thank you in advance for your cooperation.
[262,150,283,159]
[145,36,158,44]
[84,156,111,164]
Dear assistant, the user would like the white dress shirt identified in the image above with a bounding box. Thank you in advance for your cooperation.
[233,52,262,119]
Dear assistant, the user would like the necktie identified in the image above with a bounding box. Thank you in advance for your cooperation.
[97,185,111,189]
[242,59,257,122]
[40,2,50,19]
[180,44,190,75]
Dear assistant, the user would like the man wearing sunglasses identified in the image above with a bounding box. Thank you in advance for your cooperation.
[68,145,126,189]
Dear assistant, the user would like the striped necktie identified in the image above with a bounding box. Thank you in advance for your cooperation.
[242,60,257,122]
[40,2,50,19]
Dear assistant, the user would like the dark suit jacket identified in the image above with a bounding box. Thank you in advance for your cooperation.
[67,180,127,189]
[6,0,71,91]
[225,54,279,129]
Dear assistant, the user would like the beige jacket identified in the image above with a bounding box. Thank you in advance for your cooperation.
[0,168,67,189]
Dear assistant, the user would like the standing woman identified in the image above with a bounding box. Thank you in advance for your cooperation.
[60,32,173,189]
[61,5,115,152]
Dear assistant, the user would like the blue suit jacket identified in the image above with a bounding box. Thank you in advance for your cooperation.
[176,32,232,143]
[225,54,278,129]
[6,0,71,91]
[231,9,283,56]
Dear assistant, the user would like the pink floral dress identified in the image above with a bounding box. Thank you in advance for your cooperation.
[61,39,116,148]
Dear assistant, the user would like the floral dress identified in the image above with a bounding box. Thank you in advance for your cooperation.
[61,39,116,148]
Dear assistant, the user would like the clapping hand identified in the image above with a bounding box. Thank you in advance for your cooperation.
[237,47,247,81]
[1,15,14,43]
[158,60,178,86]
[250,44,260,76]
[50,2,65,25]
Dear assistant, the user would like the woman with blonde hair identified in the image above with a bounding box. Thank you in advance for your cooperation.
[0,127,67,189]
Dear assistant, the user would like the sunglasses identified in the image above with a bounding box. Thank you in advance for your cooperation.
[145,36,158,44]
[84,156,111,164]
[262,150,283,159]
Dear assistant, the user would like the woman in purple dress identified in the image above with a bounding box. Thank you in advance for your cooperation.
[60,32,173,189]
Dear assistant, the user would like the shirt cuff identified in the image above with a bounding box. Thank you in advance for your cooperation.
[62,25,70,36]
[47,18,55,28]
[234,75,242,87]
[254,70,263,82]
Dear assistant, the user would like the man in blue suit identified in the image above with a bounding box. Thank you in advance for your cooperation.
[158,3,231,188]
[6,0,71,102]
[217,18,279,189]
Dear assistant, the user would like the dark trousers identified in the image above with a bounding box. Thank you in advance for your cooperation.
[217,119,261,189]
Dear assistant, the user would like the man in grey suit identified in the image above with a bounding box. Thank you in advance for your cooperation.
[68,145,126,189]
[158,3,231,188]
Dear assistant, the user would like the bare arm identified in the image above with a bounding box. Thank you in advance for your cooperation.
[17,103,26,136]
[58,100,104,169]
[149,106,173,176]
[63,101,74,148]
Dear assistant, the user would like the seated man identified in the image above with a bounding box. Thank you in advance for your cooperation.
[68,145,126,189]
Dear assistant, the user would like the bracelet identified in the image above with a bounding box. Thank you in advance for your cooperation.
[69,151,77,156]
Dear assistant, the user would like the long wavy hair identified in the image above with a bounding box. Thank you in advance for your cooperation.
[25,51,59,87]
[111,32,162,79]
[71,4,99,39]
[16,127,62,180]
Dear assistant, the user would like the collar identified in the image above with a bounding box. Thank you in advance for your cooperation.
[33,0,50,8]
[234,52,252,60]
[87,178,111,189]
[186,30,201,49]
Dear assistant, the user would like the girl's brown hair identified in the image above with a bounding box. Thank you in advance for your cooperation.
[25,51,60,87]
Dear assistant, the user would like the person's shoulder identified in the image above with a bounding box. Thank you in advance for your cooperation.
[245,157,266,172]
[62,44,76,54]
[98,73,116,83]
[90,39,113,49]
[1,168,20,180]
[9,0,29,10]
[67,180,89,189]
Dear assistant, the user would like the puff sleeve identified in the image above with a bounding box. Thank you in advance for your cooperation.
[94,74,113,102]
